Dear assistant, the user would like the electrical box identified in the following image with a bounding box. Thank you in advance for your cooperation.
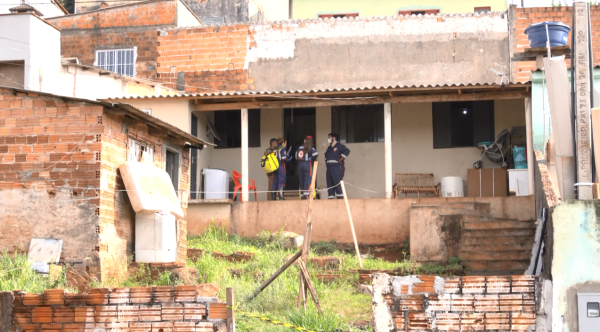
[577,293,600,332]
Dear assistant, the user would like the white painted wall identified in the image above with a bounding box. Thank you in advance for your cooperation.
[126,99,193,134]
[177,0,203,27]
[0,0,66,17]
[249,0,289,22]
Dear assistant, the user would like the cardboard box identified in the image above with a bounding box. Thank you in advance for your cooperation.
[467,168,507,197]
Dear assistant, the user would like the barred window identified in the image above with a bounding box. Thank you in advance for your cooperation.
[95,49,135,76]
[127,138,154,162]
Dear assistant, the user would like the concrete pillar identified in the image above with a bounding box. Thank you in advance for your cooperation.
[384,103,392,198]
[525,97,535,196]
[241,108,249,202]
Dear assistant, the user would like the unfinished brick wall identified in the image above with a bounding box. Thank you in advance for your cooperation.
[10,287,225,331]
[100,113,191,280]
[156,25,256,92]
[512,5,600,82]
[373,274,536,331]
[0,88,104,278]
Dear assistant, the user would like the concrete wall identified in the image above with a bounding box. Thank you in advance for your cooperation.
[551,200,600,332]
[202,100,525,200]
[247,12,509,92]
[187,201,231,236]
[177,0,203,27]
[225,196,535,244]
[249,0,289,22]
[0,0,66,17]
[127,99,193,134]
[293,0,508,19]
[0,61,24,88]
[184,0,249,24]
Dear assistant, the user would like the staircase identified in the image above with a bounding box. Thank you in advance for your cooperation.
[410,201,536,275]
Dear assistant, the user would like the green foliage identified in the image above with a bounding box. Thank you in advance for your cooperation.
[311,241,337,255]
[0,251,70,293]
[287,308,349,332]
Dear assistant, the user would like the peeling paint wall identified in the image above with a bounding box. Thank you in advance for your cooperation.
[551,200,600,332]
[184,0,249,25]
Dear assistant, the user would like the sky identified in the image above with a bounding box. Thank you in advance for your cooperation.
[507,0,575,7]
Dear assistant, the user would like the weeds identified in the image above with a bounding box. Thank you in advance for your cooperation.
[0,251,71,293]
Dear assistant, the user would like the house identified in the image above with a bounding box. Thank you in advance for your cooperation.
[72,0,289,24]
[0,85,210,282]
[0,5,176,100]
[291,0,508,19]
[0,0,68,17]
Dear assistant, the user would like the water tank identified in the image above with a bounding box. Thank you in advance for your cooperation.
[525,21,570,48]
[441,177,464,197]
[135,213,177,263]
[202,169,228,199]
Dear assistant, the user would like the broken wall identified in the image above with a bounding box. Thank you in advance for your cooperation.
[371,273,536,332]
[0,88,104,278]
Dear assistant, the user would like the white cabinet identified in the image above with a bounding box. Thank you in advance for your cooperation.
[135,213,177,263]
[508,169,529,196]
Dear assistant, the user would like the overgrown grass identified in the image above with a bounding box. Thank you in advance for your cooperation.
[188,224,459,331]
[0,251,70,293]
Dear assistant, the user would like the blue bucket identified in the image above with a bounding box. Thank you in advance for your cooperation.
[524,21,570,48]
[513,147,527,169]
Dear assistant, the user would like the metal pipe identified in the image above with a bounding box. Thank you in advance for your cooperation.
[571,6,578,198]
[588,2,596,182]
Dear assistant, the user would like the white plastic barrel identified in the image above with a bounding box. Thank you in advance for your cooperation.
[441,176,464,197]
[202,169,228,199]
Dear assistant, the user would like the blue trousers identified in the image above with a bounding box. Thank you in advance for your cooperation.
[298,161,312,199]
[326,164,344,199]
[272,165,286,191]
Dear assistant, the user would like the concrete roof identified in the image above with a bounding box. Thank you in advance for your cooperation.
[0,85,213,147]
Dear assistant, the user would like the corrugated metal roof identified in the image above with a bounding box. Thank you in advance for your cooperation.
[107,82,531,100]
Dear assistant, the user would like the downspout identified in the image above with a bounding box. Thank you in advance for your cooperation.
[588,2,596,182]
[571,6,578,198]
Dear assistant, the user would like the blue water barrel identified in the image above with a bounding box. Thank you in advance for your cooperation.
[524,21,570,48]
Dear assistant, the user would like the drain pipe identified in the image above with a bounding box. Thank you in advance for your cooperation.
[588,2,596,182]
[571,6,578,198]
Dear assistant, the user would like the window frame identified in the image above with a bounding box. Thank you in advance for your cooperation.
[165,149,180,192]
[214,109,261,149]
[432,100,495,149]
[331,104,384,144]
[127,138,154,162]
[94,47,137,77]
[398,9,440,16]
[318,13,359,19]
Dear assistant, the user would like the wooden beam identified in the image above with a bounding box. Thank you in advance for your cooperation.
[298,259,323,315]
[247,250,302,301]
[194,90,530,111]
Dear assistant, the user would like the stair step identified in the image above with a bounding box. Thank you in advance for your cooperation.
[460,243,534,252]
[463,219,537,230]
[463,214,536,223]
[458,250,532,261]
[460,235,534,246]
[466,270,525,276]
[464,260,530,272]
[462,229,536,238]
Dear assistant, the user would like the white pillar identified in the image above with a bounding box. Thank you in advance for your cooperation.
[241,108,249,202]
[525,97,535,196]
[384,103,393,198]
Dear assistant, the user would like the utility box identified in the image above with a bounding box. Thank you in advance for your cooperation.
[135,212,177,263]
[577,293,600,332]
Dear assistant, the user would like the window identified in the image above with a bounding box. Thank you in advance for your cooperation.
[474,6,491,14]
[166,150,180,191]
[432,101,495,149]
[318,13,359,19]
[0,61,25,88]
[214,109,261,149]
[95,49,135,76]
[398,9,440,15]
[190,114,198,199]
[127,138,154,162]
[332,104,384,144]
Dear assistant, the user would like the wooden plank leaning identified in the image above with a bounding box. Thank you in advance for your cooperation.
[247,249,302,301]
[298,161,319,309]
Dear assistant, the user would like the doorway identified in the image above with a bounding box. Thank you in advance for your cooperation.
[284,108,316,195]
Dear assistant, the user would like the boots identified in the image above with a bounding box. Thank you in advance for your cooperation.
[271,191,277,201]
[278,192,285,200]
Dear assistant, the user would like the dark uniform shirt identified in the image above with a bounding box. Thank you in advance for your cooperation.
[325,143,350,165]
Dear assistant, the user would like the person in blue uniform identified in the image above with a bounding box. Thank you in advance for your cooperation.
[271,138,288,200]
[325,133,350,199]
[295,136,318,200]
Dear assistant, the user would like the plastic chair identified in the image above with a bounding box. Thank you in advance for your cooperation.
[232,170,257,201]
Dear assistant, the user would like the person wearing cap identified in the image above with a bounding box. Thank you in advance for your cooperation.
[325,133,350,199]
[295,135,318,200]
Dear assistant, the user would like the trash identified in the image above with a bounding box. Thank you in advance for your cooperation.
[28,238,63,274]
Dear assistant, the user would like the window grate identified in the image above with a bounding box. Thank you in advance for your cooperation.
[95,49,135,76]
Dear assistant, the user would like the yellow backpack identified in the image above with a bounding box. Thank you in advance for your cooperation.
[261,150,280,173]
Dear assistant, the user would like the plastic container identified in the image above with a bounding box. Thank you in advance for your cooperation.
[513,147,527,169]
[524,21,570,48]
[441,176,464,197]
[202,168,228,199]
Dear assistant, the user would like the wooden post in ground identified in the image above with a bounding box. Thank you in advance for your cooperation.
[226,287,235,332]
[298,161,319,309]
[298,259,323,315]
[340,181,362,268]
[248,250,302,301]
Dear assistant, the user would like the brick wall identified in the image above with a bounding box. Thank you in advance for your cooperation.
[48,1,177,30]
[100,113,191,280]
[10,287,225,331]
[373,274,536,331]
[0,88,104,279]
[512,5,600,82]
[156,25,256,92]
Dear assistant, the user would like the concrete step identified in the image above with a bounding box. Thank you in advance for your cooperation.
[463,260,530,272]
[437,202,491,216]
[460,242,534,253]
[458,250,532,261]
[462,228,536,238]
[463,219,537,230]
[460,235,534,246]
[463,214,536,224]
[466,270,525,276]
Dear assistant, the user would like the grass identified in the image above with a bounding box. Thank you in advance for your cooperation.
[188,224,461,332]
[0,251,70,293]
